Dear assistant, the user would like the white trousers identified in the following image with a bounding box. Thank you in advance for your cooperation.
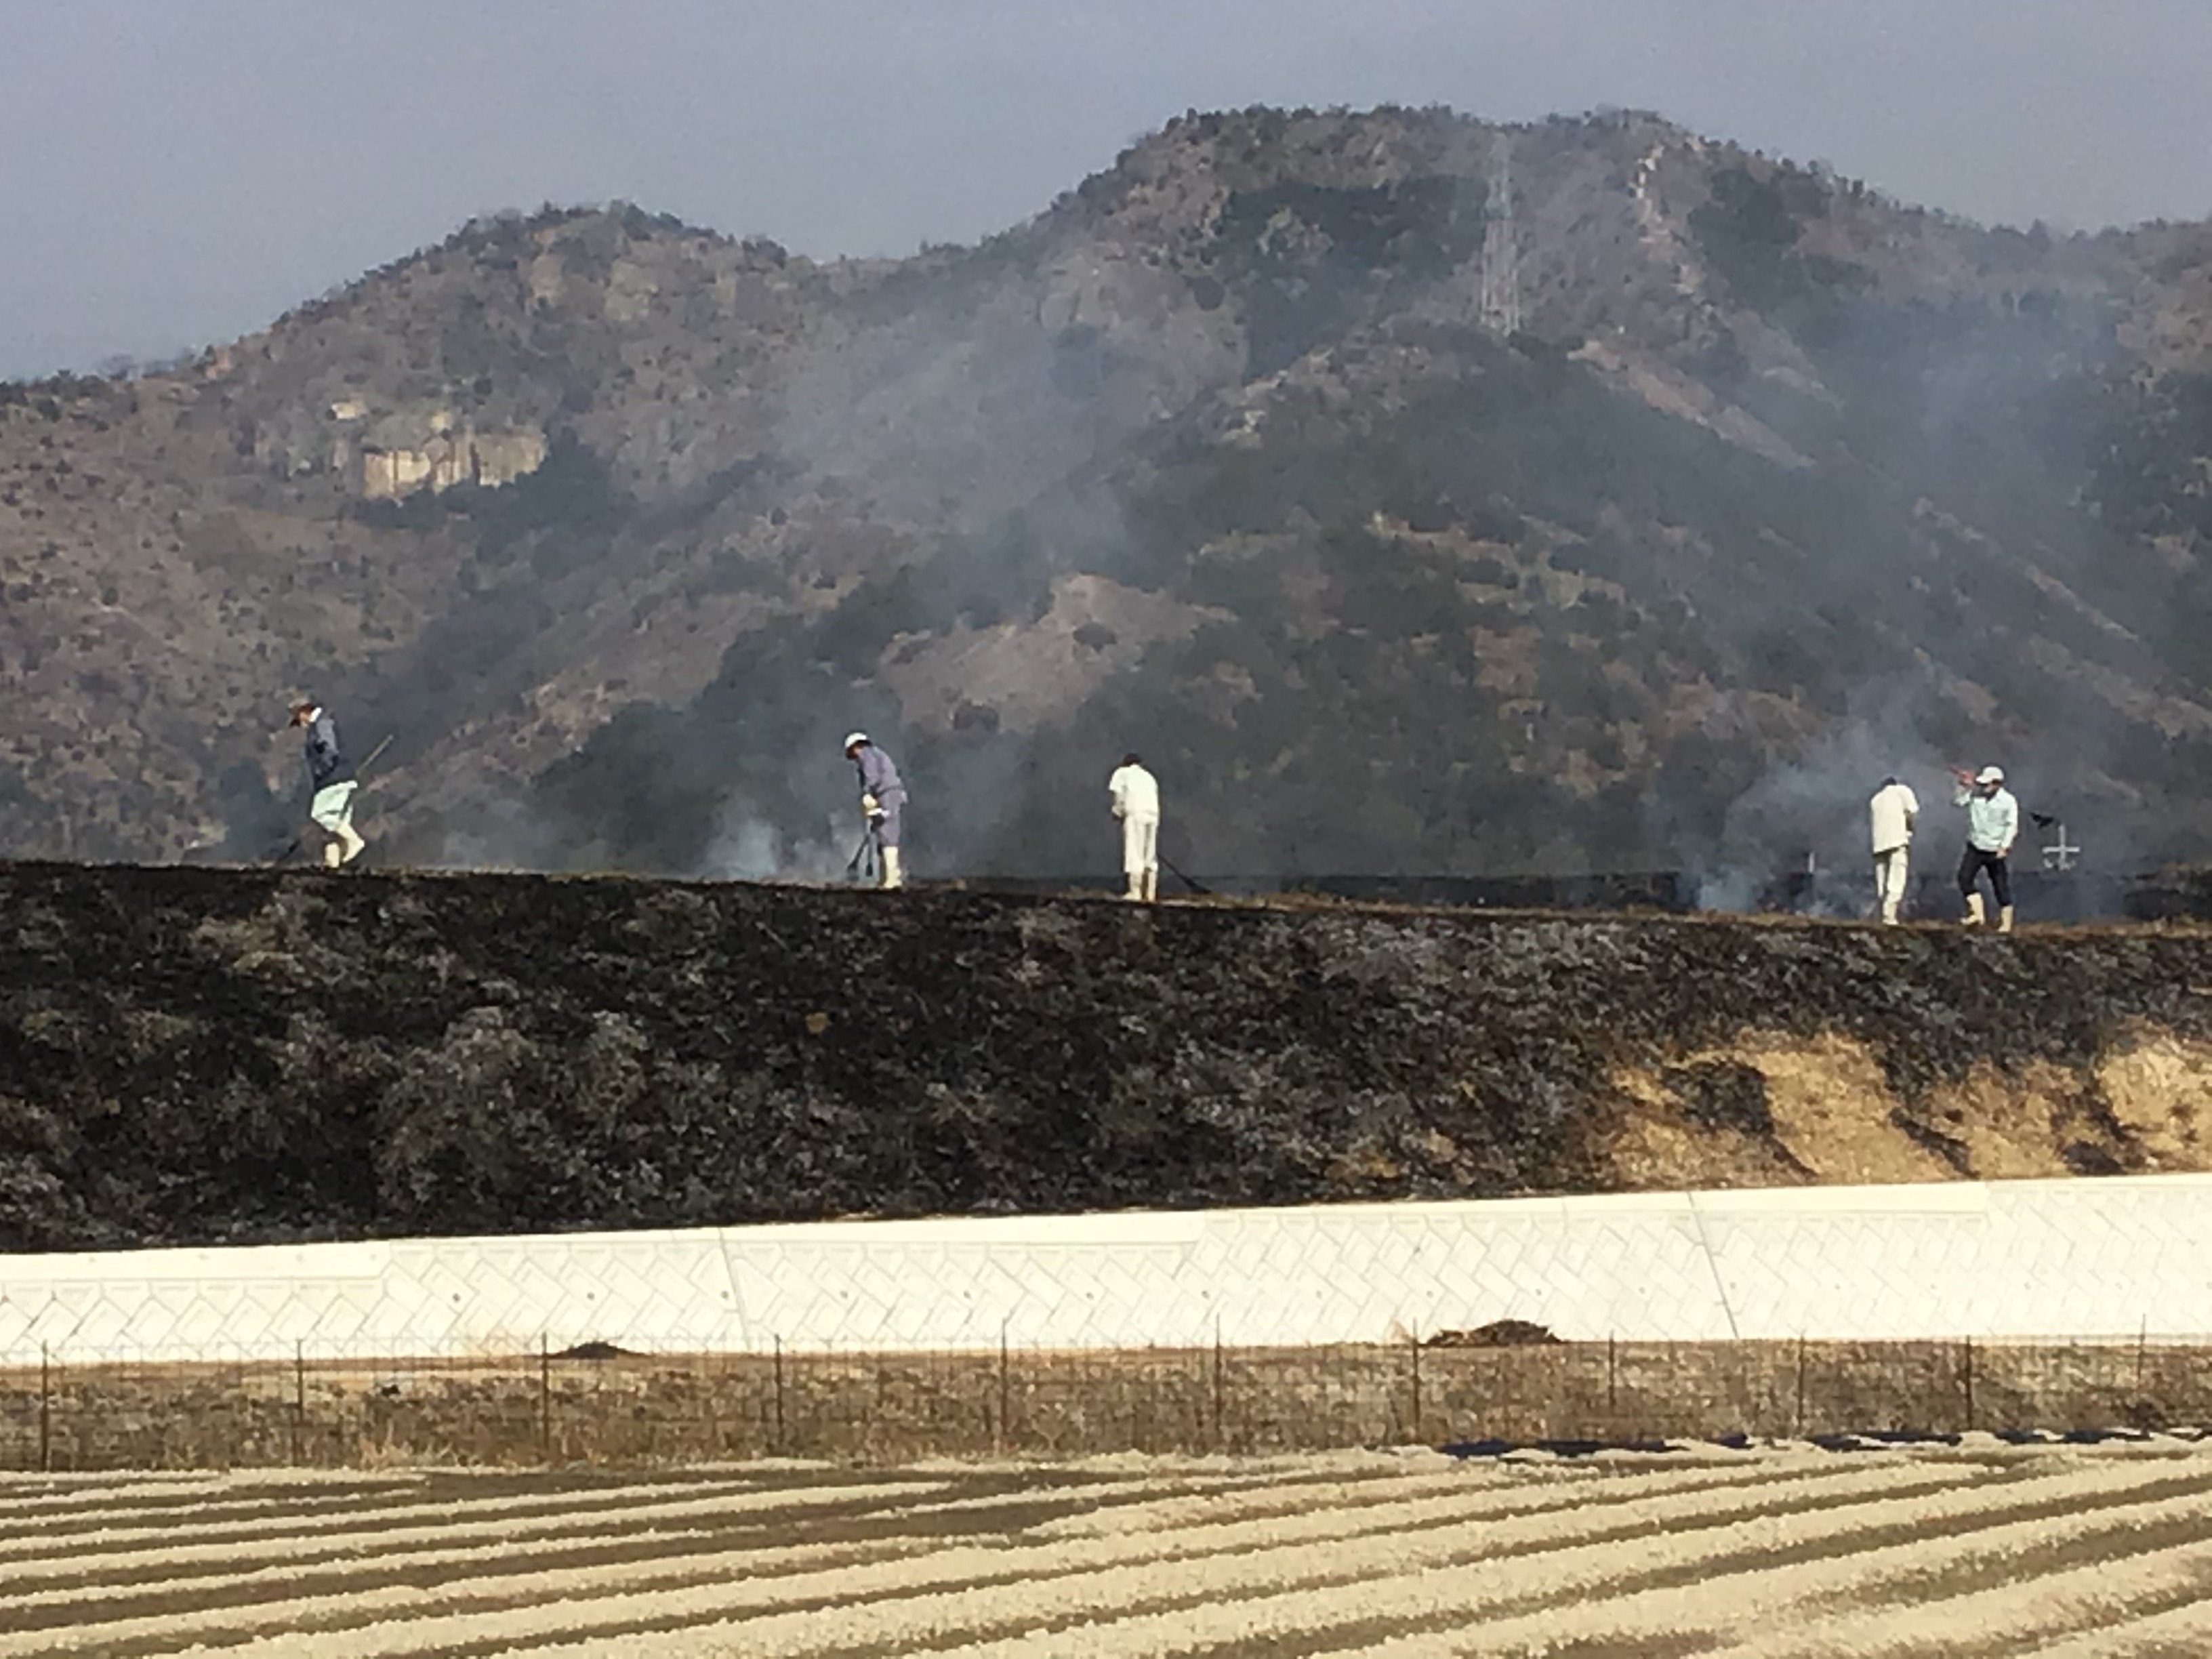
[1874,846,1910,919]
[1122,815,1158,880]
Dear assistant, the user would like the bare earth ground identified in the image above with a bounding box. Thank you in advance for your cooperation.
[5,1443,2212,1656]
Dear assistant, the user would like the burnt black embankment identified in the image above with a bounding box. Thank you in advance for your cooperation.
[4,861,2212,1253]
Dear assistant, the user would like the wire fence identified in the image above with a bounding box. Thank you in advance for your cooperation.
[3,1335,2210,1471]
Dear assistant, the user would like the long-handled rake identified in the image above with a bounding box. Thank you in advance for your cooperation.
[1160,851,1210,896]
[844,821,881,884]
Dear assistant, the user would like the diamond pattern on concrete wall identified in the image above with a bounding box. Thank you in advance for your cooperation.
[7,1174,2212,1363]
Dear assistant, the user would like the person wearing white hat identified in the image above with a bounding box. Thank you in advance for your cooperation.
[1951,764,2018,932]
[843,731,907,889]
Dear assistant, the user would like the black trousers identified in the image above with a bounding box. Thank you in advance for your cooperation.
[1957,845,2012,907]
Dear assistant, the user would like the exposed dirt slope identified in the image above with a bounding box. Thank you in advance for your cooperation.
[3,861,2212,1252]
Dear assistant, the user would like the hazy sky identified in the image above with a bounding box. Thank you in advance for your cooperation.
[5,0,2210,379]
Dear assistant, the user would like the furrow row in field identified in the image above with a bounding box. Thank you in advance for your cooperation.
[836,1466,1312,1529]
[0,1475,410,1517]
[1309,1495,2212,1658]
[0,1477,452,1538]
[0,1529,968,1649]
[0,1469,1469,1634]
[539,1455,2212,1659]
[0,1473,304,1509]
[5,1469,1385,1645]
[0,1475,806,1562]
[0,1465,1304,1618]
[0,1460,1785,1655]
[888,1449,2011,1555]
[2016,1594,2212,1657]
[0,1479,957,1595]
[0,1450,1923,1627]
[0,1472,1275,1635]
[0,1465,744,1521]
[0,1473,224,1495]
[1021,1465,1595,1540]
[1740,1532,2212,1657]
[13,1451,2208,1659]
[182,1456,2053,1659]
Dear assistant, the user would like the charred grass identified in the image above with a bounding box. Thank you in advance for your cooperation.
[12,863,2212,1252]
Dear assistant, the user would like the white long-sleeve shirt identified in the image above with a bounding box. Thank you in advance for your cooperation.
[1955,785,2019,854]
[1868,782,1919,855]
[1108,762,1160,822]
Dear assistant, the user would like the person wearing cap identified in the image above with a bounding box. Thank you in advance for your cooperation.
[289,699,366,868]
[1107,752,1161,902]
[843,731,907,889]
[1868,774,1919,926]
[1952,764,2019,933]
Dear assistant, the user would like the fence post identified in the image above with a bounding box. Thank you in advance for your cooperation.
[1409,1329,1422,1446]
[1794,1336,1807,1438]
[1961,1336,1975,1432]
[291,1341,306,1466]
[2135,1317,2148,1395]
[1211,1318,1225,1453]
[39,1344,52,1473]
[997,1322,1010,1457]
[1606,1336,1618,1424]
[773,1336,786,1456]
[538,1334,552,1462]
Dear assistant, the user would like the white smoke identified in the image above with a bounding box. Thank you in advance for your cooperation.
[426,798,569,872]
[697,798,850,884]
[1690,689,1954,916]
[1692,865,1763,914]
[697,808,782,880]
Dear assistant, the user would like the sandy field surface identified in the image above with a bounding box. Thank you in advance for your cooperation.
[4,1440,2211,1656]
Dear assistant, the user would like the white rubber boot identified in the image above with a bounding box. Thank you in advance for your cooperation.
[880,845,903,890]
[1144,867,1159,903]
[322,840,343,869]
[1998,905,2015,935]
[1880,899,1900,926]
[337,825,367,865]
[1963,892,1986,928]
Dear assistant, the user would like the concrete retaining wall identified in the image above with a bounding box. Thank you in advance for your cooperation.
[6,1175,2209,1364]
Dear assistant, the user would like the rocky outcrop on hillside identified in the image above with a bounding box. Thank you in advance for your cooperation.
[3,861,2211,1252]
[3,107,2211,882]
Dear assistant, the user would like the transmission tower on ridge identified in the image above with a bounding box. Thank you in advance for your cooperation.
[1477,132,1523,337]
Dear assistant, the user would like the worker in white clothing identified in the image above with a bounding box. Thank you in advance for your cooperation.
[1107,752,1161,903]
[1868,775,1919,926]
[1952,764,2020,933]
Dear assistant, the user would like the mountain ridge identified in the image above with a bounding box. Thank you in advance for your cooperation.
[4,104,2210,884]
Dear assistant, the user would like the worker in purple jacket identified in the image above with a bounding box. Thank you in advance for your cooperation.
[844,731,907,888]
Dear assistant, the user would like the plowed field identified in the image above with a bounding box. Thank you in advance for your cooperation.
[5,1442,2211,1655]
